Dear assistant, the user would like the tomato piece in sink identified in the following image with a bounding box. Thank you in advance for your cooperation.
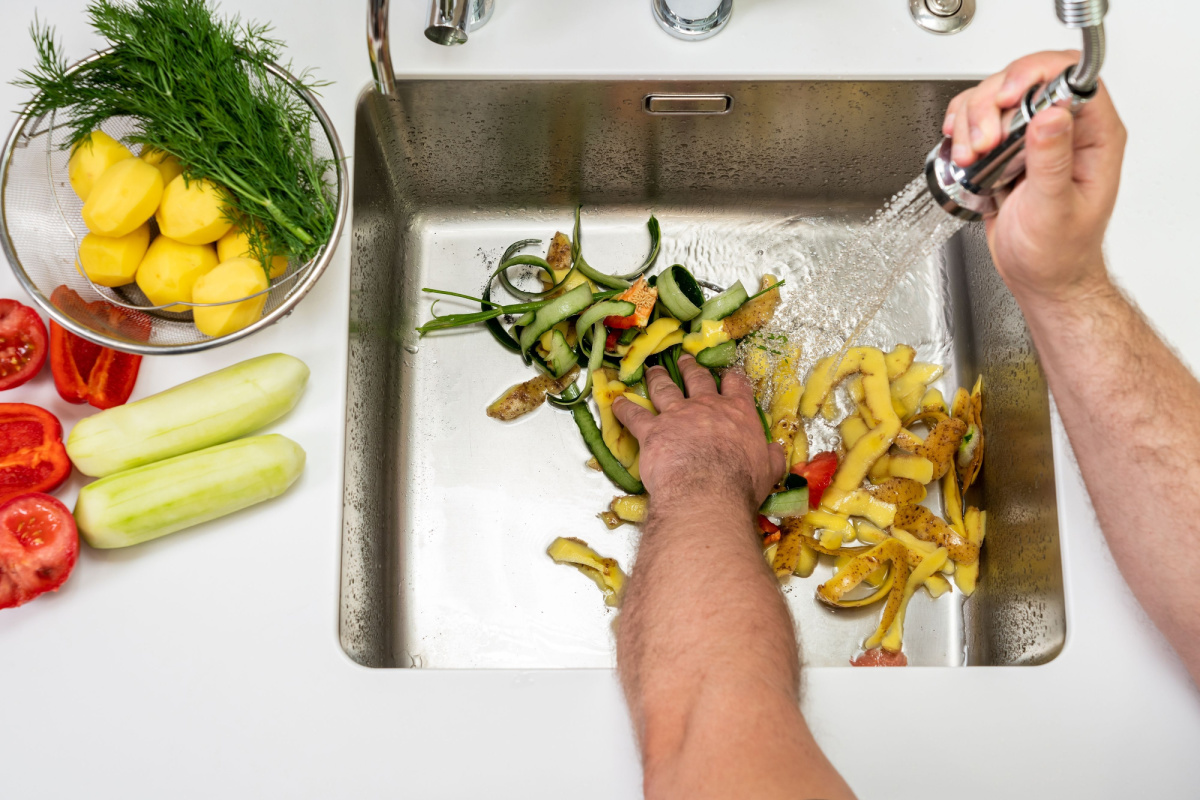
[0,492,79,610]
[790,451,838,509]
[0,299,48,391]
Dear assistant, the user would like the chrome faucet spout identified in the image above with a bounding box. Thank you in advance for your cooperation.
[425,0,495,46]
[926,0,1109,220]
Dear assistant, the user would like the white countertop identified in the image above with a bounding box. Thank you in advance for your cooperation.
[2,0,1199,797]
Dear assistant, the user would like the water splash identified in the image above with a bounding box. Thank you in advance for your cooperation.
[659,177,965,413]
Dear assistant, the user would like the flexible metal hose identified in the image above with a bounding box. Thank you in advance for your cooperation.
[1068,23,1105,93]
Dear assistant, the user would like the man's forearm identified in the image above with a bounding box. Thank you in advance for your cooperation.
[617,492,853,799]
[1015,270,1200,677]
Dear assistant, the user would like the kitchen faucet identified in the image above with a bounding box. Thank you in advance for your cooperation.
[925,0,1109,220]
[367,0,491,93]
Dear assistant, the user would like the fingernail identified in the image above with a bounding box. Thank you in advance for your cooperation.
[1041,114,1071,137]
[1000,78,1019,98]
[969,125,985,149]
[952,141,972,163]
[943,113,955,133]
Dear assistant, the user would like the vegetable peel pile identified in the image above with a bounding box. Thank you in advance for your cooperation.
[420,210,986,663]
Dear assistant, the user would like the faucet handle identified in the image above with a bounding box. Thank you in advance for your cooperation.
[909,0,975,35]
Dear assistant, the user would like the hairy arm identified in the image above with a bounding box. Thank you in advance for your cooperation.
[949,52,1200,681]
[613,357,855,800]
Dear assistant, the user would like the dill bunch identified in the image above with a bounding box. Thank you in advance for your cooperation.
[15,0,336,267]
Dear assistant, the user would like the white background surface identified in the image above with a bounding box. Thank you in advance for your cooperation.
[0,0,1198,797]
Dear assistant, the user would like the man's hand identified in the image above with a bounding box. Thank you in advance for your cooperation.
[942,50,1127,305]
[611,354,855,799]
[613,356,785,509]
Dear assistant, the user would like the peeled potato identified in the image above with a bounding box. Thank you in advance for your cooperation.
[156,175,233,245]
[136,236,218,311]
[68,131,133,201]
[140,147,184,185]
[81,158,164,238]
[77,224,151,288]
[217,224,288,279]
[191,257,269,337]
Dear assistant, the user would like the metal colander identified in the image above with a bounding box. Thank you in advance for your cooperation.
[0,53,348,355]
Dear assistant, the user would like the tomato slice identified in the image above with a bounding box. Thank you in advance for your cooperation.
[850,648,908,667]
[0,299,48,391]
[0,404,72,505]
[791,451,838,509]
[0,492,79,610]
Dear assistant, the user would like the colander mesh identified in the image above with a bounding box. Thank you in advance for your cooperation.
[1,69,338,351]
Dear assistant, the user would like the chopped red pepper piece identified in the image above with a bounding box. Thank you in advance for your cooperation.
[605,330,620,353]
[790,451,839,509]
[604,277,657,329]
[47,287,147,410]
[50,322,143,409]
[757,514,780,535]
[0,405,71,506]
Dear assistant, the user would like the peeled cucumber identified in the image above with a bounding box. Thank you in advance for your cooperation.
[75,434,306,549]
[66,353,309,477]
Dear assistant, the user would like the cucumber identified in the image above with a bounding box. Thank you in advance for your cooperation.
[760,482,810,518]
[518,283,593,356]
[545,329,576,378]
[656,265,704,321]
[66,353,309,478]
[696,340,738,368]
[74,434,306,549]
[689,281,748,332]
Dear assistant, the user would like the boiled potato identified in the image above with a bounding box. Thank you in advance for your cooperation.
[68,131,133,201]
[140,147,183,185]
[191,257,268,337]
[77,224,151,288]
[156,175,233,245]
[136,236,218,311]
[217,224,288,279]
[81,158,164,238]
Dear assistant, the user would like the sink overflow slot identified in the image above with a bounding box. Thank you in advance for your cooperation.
[643,94,733,114]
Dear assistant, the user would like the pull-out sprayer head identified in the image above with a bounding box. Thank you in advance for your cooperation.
[925,0,1108,220]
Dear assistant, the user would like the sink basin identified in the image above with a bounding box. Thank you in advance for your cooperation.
[341,79,1065,669]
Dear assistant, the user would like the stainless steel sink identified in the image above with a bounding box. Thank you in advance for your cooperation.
[340,79,1065,669]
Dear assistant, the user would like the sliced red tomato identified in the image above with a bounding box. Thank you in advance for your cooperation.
[0,299,48,391]
[757,514,780,535]
[0,492,79,610]
[790,451,839,509]
[850,648,908,667]
[0,404,71,505]
[604,277,657,329]
[49,321,142,409]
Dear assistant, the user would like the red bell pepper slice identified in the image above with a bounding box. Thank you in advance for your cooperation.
[790,451,839,509]
[47,287,147,410]
[50,322,143,409]
[0,404,71,506]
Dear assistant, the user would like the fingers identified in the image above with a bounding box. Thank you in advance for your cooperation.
[645,365,685,413]
[1025,107,1076,202]
[678,354,718,398]
[768,442,787,484]
[995,50,1081,107]
[612,396,655,440]
[949,50,1081,167]
[719,369,755,403]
